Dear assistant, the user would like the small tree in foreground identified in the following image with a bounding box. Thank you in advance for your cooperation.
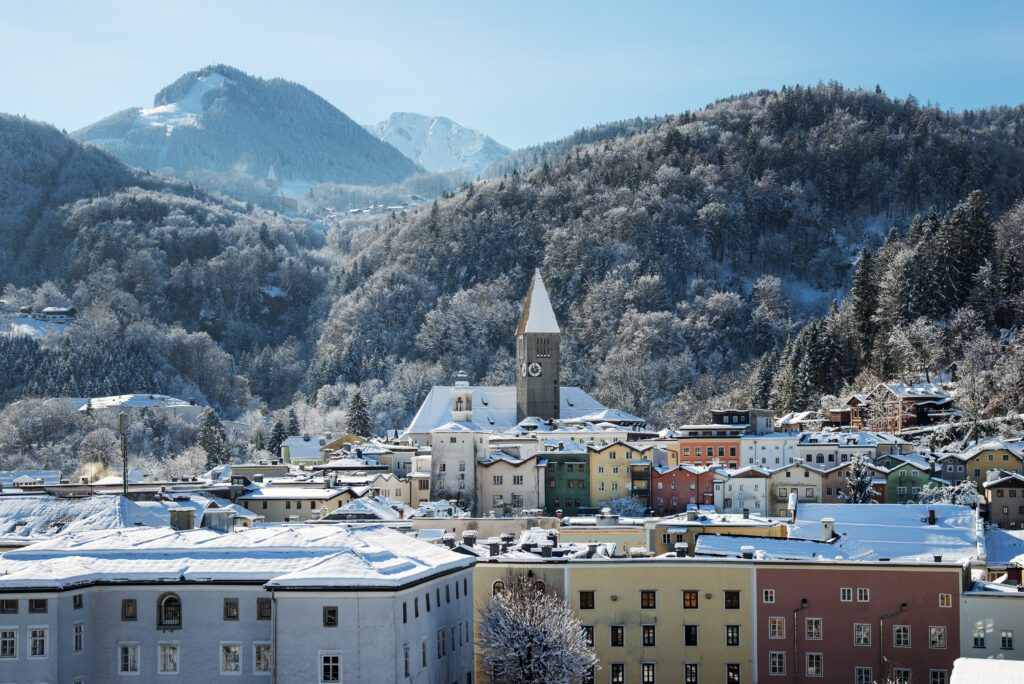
[479,572,598,684]
[839,455,878,503]
[605,496,648,517]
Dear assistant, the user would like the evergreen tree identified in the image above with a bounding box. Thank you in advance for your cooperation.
[346,391,372,437]
[197,408,228,467]
[839,455,878,503]
[848,248,877,350]
[268,420,288,456]
[287,408,300,437]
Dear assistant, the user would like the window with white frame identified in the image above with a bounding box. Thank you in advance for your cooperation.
[973,629,985,648]
[28,627,46,659]
[855,666,873,684]
[805,617,822,640]
[893,668,911,684]
[1002,630,1014,649]
[73,622,84,653]
[894,624,911,648]
[220,643,241,674]
[930,670,948,684]
[929,626,947,649]
[763,589,775,603]
[939,593,952,608]
[321,651,342,682]
[158,642,178,674]
[768,616,785,639]
[254,642,271,674]
[854,623,871,646]
[118,642,139,674]
[857,587,870,602]
[840,587,852,602]
[0,629,14,659]
[805,652,823,677]
[769,651,785,675]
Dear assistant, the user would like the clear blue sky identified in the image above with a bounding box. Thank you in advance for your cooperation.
[1,1,1021,148]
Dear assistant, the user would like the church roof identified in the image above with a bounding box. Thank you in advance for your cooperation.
[516,269,560,335]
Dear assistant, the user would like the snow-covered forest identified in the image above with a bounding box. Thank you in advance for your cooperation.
[4,83,1024,474]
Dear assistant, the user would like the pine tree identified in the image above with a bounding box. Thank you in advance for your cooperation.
[839,455,878,503]
[268,420,288,456]
[287,408,300,437]
[848,248,878,352]
[197,408,228,468]
[346,391,372,437]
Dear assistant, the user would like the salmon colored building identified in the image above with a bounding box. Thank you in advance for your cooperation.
[677,425,744,468]
[755,562,962,684]
[651,465,719,515]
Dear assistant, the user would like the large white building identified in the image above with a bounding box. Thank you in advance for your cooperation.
[0,524,475,683]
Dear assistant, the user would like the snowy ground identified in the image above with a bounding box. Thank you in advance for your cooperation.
[135,71,227,131]
[0,315,67,338]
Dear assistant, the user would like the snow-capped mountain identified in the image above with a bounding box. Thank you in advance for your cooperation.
[73,65,420,193]
[367,112,510,176]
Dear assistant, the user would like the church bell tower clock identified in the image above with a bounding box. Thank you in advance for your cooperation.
[516,270,561,422]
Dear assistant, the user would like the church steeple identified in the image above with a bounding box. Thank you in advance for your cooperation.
[516,270,561,422]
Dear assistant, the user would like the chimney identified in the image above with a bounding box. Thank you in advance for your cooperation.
[686,510,698,521]
[203,509,236,533]
[674,542,689,557]
[928,509,937,526]
[820,518,836,542]
[933,554,943,563]
[488,540,500,557]
[541,541,553,558]
[587,542,599,558]
[742,508,750,519]
[461,530,477,547]
[555,509,564,520]
[442,533,456,548]
[169,508,194,531]
[741,545,755,559]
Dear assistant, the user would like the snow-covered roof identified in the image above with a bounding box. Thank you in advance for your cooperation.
[238,486,351,501]
[983,472,1024,489]
[0,495,169,546]
[799,431,909,447]
[880,382,951,400]
[431,421,488,433]
[558,408,646,425]
[694,534,870,561]
[71,394,194,412]
[321,497,408,521]
[0,525,474,590]
[281,436,325,459]
[777,411,819,425]
[950,658,1024,684]
[404,385,606,437]
[984,528,1024,568]
[790,504,980,562]
[516,269,560,335]
[541,439,589,453]
[961,439,1024,460]
[0,470,61,486]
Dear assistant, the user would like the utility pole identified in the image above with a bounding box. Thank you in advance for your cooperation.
[119,412,128,498]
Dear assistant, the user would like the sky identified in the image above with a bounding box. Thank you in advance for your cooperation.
[1,1,1022,149]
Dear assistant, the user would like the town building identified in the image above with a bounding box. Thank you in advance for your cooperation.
[541,443,591,516]
[588,441,651,507]
[766,463,824,516]
[515,269,561,422]
[429,421,488,513]
[962,440,1024,487]
[960,582,1024,662]
[864,382,956,432]
[984,471,1024,529]
[652,465,721,515]
[645,509,787,556]
[876,454,942,503]
[739,432,799,468]
[477,451,545,516]
[713,466,770,515]
[677,424,743,468]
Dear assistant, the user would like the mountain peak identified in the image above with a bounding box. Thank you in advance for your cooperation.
[368,112,510,175]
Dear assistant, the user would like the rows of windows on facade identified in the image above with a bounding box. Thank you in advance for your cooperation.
[0,582,473,683]
[564,586,955,684]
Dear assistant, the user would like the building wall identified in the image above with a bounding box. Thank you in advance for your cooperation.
[961,591,1024,660]
[885,465,934,503]
[755,564,961,684]
[714,474,769,515]
[238,491,352,522]
[986,481,1024,529]
[543,453,590,516]
[516,331,560,422]
[767,466,823,516]
[430,430,486,513]
[740,435,798,468]
[589,444,644,506]
[678,438,741,468]
[477,459,544,515]
[966,450,1024,487]
[647,521,786,556]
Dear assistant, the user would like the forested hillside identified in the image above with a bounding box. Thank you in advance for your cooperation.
[308,84,1024,433]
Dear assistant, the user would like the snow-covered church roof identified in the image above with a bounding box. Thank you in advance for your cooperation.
[403,385,606,439]
[516,269,560,335]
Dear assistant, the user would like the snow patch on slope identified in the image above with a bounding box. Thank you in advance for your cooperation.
[368,112,510,175]
[135,72,227,132]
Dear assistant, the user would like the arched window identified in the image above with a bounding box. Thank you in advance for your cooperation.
[455,397,464,412]
[491,581,505,596]
[158,593,181,629]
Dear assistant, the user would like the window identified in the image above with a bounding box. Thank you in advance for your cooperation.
[894,624,911,648]
[28,598,47,613]
[642,624,656,647]
[73,594,83,609]
[854,623,871,645]
[0,630,15,659]
[223,598,239,620]
[805,617,822,640]
[437,629,445,657]
[421,641,426,667]
[158,594,181,629]
[403,644,410,678]
[492,475,503,485]
[121,598,137,620]
[682,590,699,609]
[582,625,594,647]
[724,590,740,609]
[579,591,595,609]
[323,606,339,627]
[641,590,656,609]
[805,652,823,677]
[763,589,775,603]
[855,666,873,684]
[768,616,785,639]
[255,643,271,674]
[930,670,948,684]
[320,651,341,682]
[769,651,785,675]
[610,625,624,647]
[930,626,947,649]
[641,663,655,684]
[840,587,852,602]
[159,642,179,674]
[727,663,741,683]
[893,668,912,684]
[684,664,699,684]
[1002,630,1014,649]
[221,643,241,674]
[258,597,272,620]
[726,624,740,646]
[118,642,139,673]
[513,475,523,485]
[973,629,986,648]
[73,622,84,652]
[0,600,15,614]
[857,587,870,602]
[938,593,952,608]
[611,663,625,683]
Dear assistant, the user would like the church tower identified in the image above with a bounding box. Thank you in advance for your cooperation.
[516,270,561,422]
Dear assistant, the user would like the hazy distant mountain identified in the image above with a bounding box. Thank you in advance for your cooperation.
[73,65,421,197]
[366,112,510,175]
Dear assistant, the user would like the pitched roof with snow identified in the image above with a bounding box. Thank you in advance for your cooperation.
[516,269,560,335]
[0,495,169,546]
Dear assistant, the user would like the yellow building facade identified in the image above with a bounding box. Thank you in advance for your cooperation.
[589,442,648,506]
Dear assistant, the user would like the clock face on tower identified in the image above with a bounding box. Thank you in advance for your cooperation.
[527,362,543,377]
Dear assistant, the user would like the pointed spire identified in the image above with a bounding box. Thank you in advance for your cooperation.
[516,269,560,335]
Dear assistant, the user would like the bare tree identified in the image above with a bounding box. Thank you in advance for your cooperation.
[478,572,597,684]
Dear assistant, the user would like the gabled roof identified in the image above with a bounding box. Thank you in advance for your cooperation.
[516,269,560,335]
[878,382,950,400]
[983,472,1024,489]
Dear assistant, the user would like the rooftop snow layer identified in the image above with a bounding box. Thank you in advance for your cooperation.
[516,270,560,335]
